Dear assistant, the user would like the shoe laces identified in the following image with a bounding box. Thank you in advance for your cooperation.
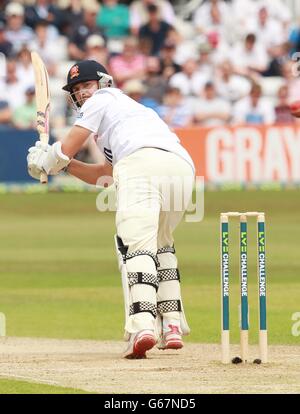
[166,324,180,335]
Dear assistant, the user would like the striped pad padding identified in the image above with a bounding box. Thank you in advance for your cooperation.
[129,301,157,318]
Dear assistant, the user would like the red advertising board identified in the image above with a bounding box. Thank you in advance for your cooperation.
[176,125,300,185]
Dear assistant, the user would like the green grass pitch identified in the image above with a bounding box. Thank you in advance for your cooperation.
[0,378,92,394]
[0,190,299,345]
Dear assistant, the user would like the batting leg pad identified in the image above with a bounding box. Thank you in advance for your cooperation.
[114,235,159,337]
[114,235,130,340]
[156,245,190,335]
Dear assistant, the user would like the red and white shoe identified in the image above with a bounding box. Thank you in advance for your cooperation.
[123,329,156,359]
[157,324,183,350]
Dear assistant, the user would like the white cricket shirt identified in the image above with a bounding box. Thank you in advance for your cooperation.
[74,88,195,171]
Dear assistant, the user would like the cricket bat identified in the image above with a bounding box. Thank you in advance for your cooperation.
[31,51,50,184]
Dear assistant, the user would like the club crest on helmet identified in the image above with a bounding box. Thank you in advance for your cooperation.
[70,65,79,79]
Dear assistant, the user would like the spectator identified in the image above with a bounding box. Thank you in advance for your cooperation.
[262,41,290,77]
[206,0,226,40]
[122,78,159,112]
[197,42,214,79]
[280,61,300,103]
[123,78,146,101]
[0,0,8,24]
[231,33,269,79]
[0,20,12,57]
[193,0,230,37]
[215,60,251,103]
[96,0,129,39]
[0,100,12,125]
[144,56,168,105]
[130,0,175,36]
[109,36,147,87]
[232,82,275,125]
[169,58,210,96]
[164,28,198,66]
[3,58,27,111]
[25,0,62,35]
[259,0,292,29]
[68,3,103,61]
[59,0,84,38]
[159,41,181,80]
[16,46,35,90]
[274,84,295,124]
[246,6,286,54]
[12,85,36,129]
[205,31,231,65]
[85,34,109,67]
[24,0,62,36]
[287,18,300,56]
[230,0,257,41]
[193,81,231,127]
[4,2,35,54]
[158,86,193,128]
[29,19,67,66]
[288,25,300,56]
[200,0,232,46]
[138,3,172,56]
[231,0,291,39]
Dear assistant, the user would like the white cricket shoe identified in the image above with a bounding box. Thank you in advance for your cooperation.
[157,323,183,350]
[123,329,156,359]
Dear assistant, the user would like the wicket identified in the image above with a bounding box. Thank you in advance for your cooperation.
[220,212,267,364]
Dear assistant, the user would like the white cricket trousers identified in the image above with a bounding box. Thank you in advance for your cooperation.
[113,148,194,334]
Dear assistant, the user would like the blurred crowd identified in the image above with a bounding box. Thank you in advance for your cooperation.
[1,0,300,150]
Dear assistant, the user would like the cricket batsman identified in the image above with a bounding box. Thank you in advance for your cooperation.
[27,60,195,359]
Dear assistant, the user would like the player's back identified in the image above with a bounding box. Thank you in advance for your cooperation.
[76,87,194,169]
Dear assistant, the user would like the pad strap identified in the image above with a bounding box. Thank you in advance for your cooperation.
[157,300,182,314]
[129,301,157,318]
[157,246,176,255]
[116,236,159,267]
[158,268,180,282]
[128,272,159,290]
[125,250,160,268]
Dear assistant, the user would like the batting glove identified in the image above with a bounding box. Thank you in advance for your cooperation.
[27,141,50,180]
[27,141,71,180]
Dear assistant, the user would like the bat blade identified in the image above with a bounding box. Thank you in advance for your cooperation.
[31,51,50,184]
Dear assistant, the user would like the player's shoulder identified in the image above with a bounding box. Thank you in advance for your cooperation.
[94,87,124,99]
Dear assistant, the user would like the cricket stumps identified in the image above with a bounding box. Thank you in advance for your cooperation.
[220,212,268,364]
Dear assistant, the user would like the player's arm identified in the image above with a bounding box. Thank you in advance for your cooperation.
[61,126,114,185]
[27,125,96,179]
[61,125,92,158]
[66,159,113,185]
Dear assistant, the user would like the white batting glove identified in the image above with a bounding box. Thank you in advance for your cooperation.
[27,141,50,180]
[42,141,71,175]
[27,141,71,180]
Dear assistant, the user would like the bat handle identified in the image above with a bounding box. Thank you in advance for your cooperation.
[40,172,48,184]
[39,133,49,184]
